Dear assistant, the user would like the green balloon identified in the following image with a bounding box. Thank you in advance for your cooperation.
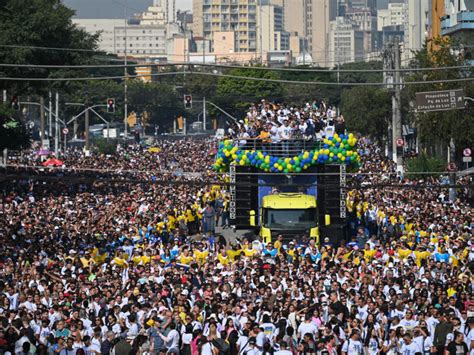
[284,169,288,173]
[296,167,301,172]
[329,158,333,162]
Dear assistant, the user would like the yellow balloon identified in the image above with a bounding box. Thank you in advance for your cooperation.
[337,153,342,158]
[324,149,330,155]
[273,163,278,168]
[330,153,334,158]
[239,160,245,165]
[341,156,346,161]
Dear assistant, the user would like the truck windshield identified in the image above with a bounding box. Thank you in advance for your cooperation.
[263,208,317,229]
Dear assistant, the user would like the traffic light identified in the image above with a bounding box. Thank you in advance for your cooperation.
[184,95,192,109]
[11,96,19,111]
[106,98,115,113]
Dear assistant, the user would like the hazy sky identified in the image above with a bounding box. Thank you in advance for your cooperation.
[64,0,192,18]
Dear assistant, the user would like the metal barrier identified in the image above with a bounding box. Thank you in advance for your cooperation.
[234,138,323,158]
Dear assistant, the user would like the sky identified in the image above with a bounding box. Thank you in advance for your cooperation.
[64,0,192,18]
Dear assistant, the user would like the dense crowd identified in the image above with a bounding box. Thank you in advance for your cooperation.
[1,102,473,355]
[228,100,345,146]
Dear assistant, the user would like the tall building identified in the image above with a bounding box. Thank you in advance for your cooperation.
[256,2,290,54]
[345,6,377,54]
[192,0,258,53]
[304,0,337,66]
[138,0,168,25]
[404,0,429,59]
[328,16,365,65]
[441,0,474,59]
[351,0,377,13]
[282,0,305,37]
[377,2,406,30]
[73,19,125,54]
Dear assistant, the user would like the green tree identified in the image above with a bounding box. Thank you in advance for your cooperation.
[0,0,99,95]
[405,38,474,156]
[341,86,391,143]
[0,105,30,150]
[215,68,283,115]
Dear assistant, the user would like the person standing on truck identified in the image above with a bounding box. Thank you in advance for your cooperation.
[278,119,291,156]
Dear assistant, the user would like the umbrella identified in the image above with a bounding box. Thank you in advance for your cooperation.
[42,158,64,167]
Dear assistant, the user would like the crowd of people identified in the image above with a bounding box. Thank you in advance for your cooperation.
[227,100,345,151]
[0,100,473,355]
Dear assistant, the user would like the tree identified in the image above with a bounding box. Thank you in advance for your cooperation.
[0,105,30,150]
[405,38,474,157]
[340,86,391,143]
[215,68,283,115]
[0,0,99,95]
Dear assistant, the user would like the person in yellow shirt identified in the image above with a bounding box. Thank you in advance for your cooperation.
[413,246,431,267]
[227,245,242,261]
[217,249,229,266]
[112,251,128,268]
[141,249,152,265]
[193,244,209,265]
[363,243,376,263]
[241,245,258,258]
[274,235,283,255]
[397,244,412,261]
[178,248,193,265]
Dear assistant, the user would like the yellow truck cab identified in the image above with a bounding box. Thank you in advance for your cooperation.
[250,193,326,244]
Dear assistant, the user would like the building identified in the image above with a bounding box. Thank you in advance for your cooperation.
[256,2,290,55]
[304,0,337,66]
[283,0,305,37]
[138,0,168,25]
[377,2,406,31]
[345,6,377,53]
[114,25,168,58]
[403,0,429,60]
[328,16,365,65]
[441,0,474,60]
[192,0,258,53]
[73,19,125,54]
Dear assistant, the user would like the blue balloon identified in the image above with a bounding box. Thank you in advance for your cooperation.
[336,142,340,147]
[300,162,304,167]
[324,144,329,149]
[290,159,294,164]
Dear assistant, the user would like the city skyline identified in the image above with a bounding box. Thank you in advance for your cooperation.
[64,0,193,18]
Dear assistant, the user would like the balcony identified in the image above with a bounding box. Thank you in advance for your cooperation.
[441,11,474,36]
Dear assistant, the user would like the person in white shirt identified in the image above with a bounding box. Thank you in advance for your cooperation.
[274,340,292,355]
[342,330,363,355]
[400,333,421,355]
[297,314,318,339]
[157,322,180,353]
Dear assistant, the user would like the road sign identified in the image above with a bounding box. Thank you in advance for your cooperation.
[447,162,457,172]
[62,128,69,135]
[463,156,472,163]
[463,148,472,157]
[396,138,404,147]
[415,89,465,112]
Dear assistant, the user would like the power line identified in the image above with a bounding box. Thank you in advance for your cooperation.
[1,60,472,74]
[1,69,473,86]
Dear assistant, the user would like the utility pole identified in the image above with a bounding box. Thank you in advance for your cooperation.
[55,92,59,155]
[123,0,128,142]
[203,97,206,131]
[391,40,403,171]
[40,97,45,149]
[48,90,52,139]
[85,108,90,150]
